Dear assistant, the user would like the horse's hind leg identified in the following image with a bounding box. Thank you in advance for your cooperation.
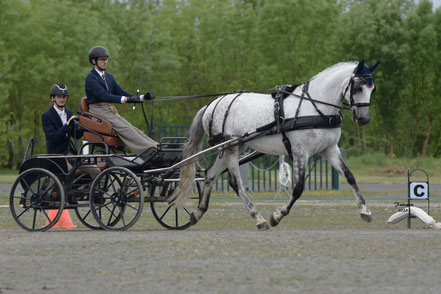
[321,145,372,222]
[190,154,228,225]
[225,147,270,231]
[270,154,307,227]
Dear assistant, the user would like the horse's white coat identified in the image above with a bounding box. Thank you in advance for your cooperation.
[171,61,377,229]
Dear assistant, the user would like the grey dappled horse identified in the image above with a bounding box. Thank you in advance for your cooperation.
[171,60,379,230]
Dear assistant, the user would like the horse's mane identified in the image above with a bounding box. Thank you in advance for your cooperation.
[309,62,357,82]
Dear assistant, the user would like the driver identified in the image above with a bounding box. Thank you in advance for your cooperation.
[42,84,83,155]
[84,46,158,156]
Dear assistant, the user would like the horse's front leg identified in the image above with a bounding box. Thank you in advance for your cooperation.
[270,154,307,227]
[225,148,270,231]
[321,145,372,222]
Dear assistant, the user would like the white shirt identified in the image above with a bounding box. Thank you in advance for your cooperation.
[53,105,67,125]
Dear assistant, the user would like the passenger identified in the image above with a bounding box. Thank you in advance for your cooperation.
[84,46,158,156]
[42,84,83,155]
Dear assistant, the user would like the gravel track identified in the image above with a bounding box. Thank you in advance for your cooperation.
[1,199,441,294]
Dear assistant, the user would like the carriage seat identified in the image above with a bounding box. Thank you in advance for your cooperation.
[79,97,125,148]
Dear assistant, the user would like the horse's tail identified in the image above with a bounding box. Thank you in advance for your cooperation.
[169,106,207,207]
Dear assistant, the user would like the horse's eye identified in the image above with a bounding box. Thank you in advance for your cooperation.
[358,87,363,92]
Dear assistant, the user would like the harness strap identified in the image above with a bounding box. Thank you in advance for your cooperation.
[282,114,342,131]
[222,93,243,134]
[304,87,328,120]
[212,114,343,154]
[208,94,227,138]
[274,85,294,160]
[281,131,294,160]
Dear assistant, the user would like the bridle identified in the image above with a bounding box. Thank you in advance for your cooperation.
[342,70,375,109]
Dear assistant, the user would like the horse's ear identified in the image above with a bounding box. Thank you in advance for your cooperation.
[355,59,365,74]
[368,60,380,73]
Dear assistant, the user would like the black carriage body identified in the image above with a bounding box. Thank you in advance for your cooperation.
[20,157,69,182]
[10,137,202,231]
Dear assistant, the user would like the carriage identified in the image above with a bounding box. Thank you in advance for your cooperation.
[9,98,203,232]
[10,60,379,232]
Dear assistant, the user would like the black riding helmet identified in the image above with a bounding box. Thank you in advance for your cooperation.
[50,84,69,98]
[88,46,109,65]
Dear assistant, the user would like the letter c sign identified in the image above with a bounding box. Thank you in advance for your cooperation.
[410,182,428,199]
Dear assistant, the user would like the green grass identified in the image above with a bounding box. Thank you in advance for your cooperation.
[0,168,17,184]
[0,153,440,185]
[345,153,441,184]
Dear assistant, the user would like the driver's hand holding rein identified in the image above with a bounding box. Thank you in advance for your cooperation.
[84,46,158,155]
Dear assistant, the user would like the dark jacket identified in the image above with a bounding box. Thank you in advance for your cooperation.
[85,69,130,104]
[42,106,83,155]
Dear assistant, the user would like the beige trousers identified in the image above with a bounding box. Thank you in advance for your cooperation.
[88,103,158,155]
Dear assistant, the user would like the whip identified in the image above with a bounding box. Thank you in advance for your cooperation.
[133,1,161,136]
[136,1,161,98]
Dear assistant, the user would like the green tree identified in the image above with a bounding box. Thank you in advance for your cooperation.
[400,0,438,156]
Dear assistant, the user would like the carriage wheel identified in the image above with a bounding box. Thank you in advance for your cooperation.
[72,174,123,230]
[9,168,65,232]
[74,205,103,230]
[75,202,124,230]
[89,167,144,230]
[71,173,102,230]
[150,180,201,230]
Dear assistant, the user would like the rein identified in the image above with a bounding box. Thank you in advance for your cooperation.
[277,86,347,111]
[152,88,276,102]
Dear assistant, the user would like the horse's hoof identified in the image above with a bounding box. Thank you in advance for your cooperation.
[257,222,271,231]
[360,212,373,223]
[190,212,199,225]
[269,214,279,227]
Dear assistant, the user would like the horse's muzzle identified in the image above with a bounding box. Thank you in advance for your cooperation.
[352,111,370,126]
[357,117,370,126]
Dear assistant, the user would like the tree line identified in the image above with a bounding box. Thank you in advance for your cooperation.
[1,0,440,168]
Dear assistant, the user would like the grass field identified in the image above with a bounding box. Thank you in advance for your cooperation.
[2,152,440,184]
[344,153,441,184]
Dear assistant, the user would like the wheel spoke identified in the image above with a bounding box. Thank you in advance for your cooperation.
[40,181,56,196]
[82,209,92,221]
[37,171,42,193]
[109,174,119,194]
[32,209,37,229]
[16,206,32,219]
[94,187,113,198]
[42,209,51,223]
[119,206,126,227]
[159,205,172,221]
[183,206,192,216]
[175,209,179,227]
[21,177,36,196]
[125,202,139,211]
[106,205,117,226]
[103,202,114,214]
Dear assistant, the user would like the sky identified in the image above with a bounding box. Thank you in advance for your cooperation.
[430,0,441,8]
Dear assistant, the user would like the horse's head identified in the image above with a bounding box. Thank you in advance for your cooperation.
[343,59,380,126]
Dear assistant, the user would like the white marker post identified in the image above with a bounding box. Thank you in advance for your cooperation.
[407,169,430,228]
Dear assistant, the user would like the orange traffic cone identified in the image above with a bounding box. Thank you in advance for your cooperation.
[46,209,77,229]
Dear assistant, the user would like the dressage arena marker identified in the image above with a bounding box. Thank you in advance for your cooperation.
[394,169,430,229]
